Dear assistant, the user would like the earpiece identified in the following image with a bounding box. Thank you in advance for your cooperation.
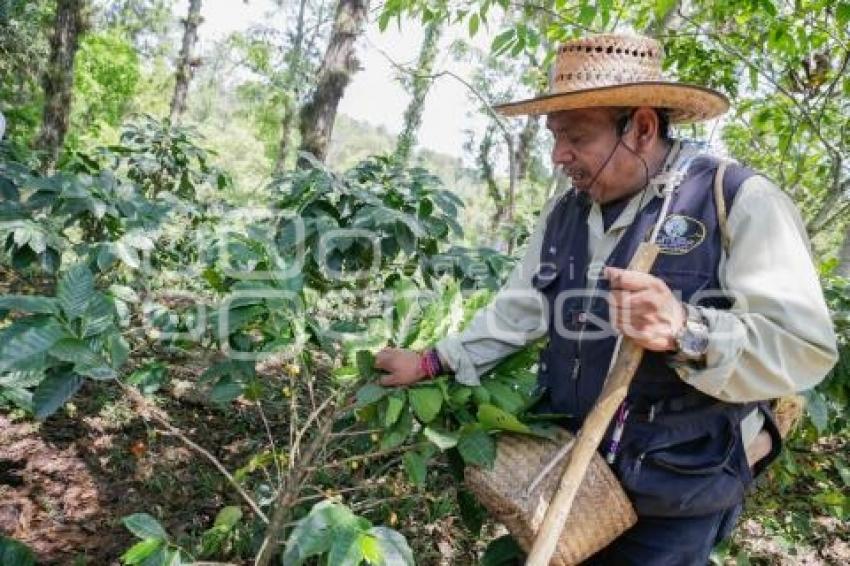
[615,112,633,137]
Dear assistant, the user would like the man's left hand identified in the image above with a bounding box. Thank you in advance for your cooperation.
[605,266,686,352]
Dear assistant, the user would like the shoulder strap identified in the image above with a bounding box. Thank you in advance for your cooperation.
[713,160,732,254]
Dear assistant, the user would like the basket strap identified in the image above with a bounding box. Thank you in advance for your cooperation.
[713,159,731,254]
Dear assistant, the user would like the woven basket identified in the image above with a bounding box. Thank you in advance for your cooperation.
[466,429,637,565]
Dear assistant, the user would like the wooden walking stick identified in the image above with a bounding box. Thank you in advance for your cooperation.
[525,241,660,566]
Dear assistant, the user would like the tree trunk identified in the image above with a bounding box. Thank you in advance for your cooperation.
[169,0,203,123]
[838,228,850,277]
[297,0,369,166]
[394,20,442,167]
[515,114,539,182]
[35,0,86,171]
[273,0,308,174]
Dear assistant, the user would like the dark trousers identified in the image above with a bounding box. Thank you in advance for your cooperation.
[582,504,743,566]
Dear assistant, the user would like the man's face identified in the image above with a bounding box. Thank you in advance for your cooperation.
[546,107,641,204]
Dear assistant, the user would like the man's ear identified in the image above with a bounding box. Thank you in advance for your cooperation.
[631,107,659,147]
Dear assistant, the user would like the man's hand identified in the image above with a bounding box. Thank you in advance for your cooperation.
[605,266,686,352]
[374,348,428,386]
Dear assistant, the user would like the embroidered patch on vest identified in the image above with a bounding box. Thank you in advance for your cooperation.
[653,214,706,255]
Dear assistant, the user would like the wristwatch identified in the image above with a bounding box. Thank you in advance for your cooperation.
[671,303,710,364]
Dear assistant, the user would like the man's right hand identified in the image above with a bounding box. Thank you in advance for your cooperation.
[374,348,428,387]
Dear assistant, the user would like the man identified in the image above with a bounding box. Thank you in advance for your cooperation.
[375,33,837,564]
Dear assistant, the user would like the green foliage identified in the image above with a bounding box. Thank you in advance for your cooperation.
[481,534,525,566]
[0,0,52,144]
[119,506,245,565]
[120,512,191,566]
[351,280,543,478]
[116,115,232,199]
[0,118,216,275]
[125,362,168,395]
[815,273,850,432]
[68,31,141,147]
[282,500,414,566]
[271,154,467,290]
[0,536,36,566]
[0,263,127,418]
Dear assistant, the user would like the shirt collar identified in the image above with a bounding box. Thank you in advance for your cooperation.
[588,139,706,235]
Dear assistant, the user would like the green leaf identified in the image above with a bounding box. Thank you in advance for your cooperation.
[491,29,514,55]
[282,501,358,566]
[81,293,116,337]
[480,534,524,565]
[0,536,36,566]
[482,381,524,413]
[210,377,243,404]
[403,451,427,487]
[76,365,117,380]
[471,386,491,405]
[457,487,487,536]
[457,427,496,468]
[115,241,141,269]
[448,386,472,407]
[836,2,850,27]
[0,320,67,373]
[408,385,442,423]
[120,538,162,565]
[356,383,388,408]
[327,528,366,566]
[369,526,415,566]
[578,3,596,25]
[378,10,391,32]
[108,333,130,368]
[126,363,168,395]
[477,403,531,433]
[0,295,58,315]
[0,387,33,412]
[380,406,413,450]
[359,533,382,565]
[122,513,169,541]
[653,0,677,19]
[0,536,35,566]
[0,371,43,389]
[805,390,829,432]
[32,371,84,420]
[356,350,377,380]
[58,263,95,320]
[109,285,139,303]
[423,426,459,450]
[213,505,242,529]
[49,338,104,367]
[468,13,480,37]
[384,393,405,427]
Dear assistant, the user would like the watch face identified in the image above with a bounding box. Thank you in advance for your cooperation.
[681,321,709,356]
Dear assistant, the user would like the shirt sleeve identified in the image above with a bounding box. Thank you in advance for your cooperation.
[675,175,839,402]
[434,192,564,385]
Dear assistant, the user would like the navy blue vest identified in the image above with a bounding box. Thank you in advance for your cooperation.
[532,154,777,517]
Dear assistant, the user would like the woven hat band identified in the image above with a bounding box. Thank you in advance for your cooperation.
[552,34,664,94]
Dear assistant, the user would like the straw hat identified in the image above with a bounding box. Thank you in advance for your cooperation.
[495,33,729,123]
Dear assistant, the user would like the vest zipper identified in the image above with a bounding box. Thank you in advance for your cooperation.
[634,452,646,475]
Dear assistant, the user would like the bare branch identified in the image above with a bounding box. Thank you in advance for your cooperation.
[117,381,270,524]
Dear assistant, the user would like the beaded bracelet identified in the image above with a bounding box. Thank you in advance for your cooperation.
[418,348,443,379]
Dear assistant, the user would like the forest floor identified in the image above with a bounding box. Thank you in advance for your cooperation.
[0,370,847,565]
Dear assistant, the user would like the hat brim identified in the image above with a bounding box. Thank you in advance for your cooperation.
[494,82,729,123]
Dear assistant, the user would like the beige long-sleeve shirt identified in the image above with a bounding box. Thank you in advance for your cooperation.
[436,144,838,445]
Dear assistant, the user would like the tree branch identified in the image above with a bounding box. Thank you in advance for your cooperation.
[117,381,270,524]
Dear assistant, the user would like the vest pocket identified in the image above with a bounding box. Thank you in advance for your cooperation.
[652,268,712,304]
[531,264,560,292]
[615,413,752,517]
